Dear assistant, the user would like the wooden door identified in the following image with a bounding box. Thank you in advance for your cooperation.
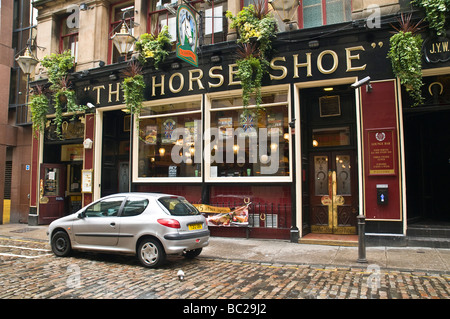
[309,151,358,234]
[39,164,66,224]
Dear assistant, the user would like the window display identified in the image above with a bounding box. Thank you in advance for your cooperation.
[137,100,202,178]
[208,90,290,179]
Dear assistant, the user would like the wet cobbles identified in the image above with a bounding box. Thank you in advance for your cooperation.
[0,238,448,299]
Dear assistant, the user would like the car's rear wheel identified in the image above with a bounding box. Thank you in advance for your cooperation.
[51,231,72,257]
[137,238,166,268]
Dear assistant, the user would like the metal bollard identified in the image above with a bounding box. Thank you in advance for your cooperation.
[357,215,367,263]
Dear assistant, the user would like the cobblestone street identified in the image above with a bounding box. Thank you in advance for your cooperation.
[0,237,449,301]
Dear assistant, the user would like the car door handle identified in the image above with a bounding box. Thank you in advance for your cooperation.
[110,222,116,227]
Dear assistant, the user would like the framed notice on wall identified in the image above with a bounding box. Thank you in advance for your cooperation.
[367,129,396,175]
[81,169,93,193]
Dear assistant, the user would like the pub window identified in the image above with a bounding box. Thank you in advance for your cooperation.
[109,1,135,64]
[203,0,228,45]
[60,16,79,63]
[136,98,202,180]
[299,0,351,29]
[207,88,291,181]
[148,0,178,42]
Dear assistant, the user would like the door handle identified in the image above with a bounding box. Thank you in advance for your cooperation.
[110,222,116,227]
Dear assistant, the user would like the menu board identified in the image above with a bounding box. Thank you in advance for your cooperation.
[367,130,396,175]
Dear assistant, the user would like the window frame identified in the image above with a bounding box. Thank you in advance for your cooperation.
[121,196,150,217]
[205,84,293,183]
[297,0,352,29]
[84,196,126,218]
[132,95,204,183]
[59,16,79,62]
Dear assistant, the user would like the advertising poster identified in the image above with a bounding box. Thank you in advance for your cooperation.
[194,203,249,227]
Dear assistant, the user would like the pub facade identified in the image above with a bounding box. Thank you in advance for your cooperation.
[28,0,450,246]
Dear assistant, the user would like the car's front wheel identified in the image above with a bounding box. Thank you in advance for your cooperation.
[51,231,72,257]
[137,238,166,268]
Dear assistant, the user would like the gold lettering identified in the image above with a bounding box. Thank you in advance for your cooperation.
[345,46,367,72]
[443,42,449,52]
[92,85,105,104]
[229,63,240,85]
[152,75,165,96]
[270,57,287,80]
[188,69,205,91]
[208,66,224,88]
[169,72,184,93]
[293,53,312,78]
[430,43,436,54]
[437,42,441,53]
[317,50,338,74]
[108,83,120,103]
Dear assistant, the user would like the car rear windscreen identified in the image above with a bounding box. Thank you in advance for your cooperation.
[158,197,200,216]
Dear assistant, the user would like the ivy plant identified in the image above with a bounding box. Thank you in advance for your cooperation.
[236,43,269,114]
[40,50,86,137]
[121,61,145,133]
[29,85,50,138]
[411,0,450,36]
[135,26,172,69]
[387,14,425,106]
[226,0,277,117]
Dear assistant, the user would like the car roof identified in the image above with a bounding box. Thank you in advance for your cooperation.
[104,192,182,199]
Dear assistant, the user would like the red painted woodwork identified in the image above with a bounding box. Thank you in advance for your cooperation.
[360,80,402,220]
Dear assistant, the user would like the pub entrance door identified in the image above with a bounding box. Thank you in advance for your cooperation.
[309,151,358,234]
[38,163,66,224]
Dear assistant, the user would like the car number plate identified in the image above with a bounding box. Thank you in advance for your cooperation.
[188,223,203,231]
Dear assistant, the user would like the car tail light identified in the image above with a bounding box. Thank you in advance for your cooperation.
[157,218,181,229]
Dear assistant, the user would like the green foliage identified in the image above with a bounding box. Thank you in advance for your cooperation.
[135,26,172,69]
[38,50,86,137]
[388,31,424,106]
[29,86,49,138]
[226,1,277,116]
[121,61,145,133]
[40,50,74,91]
[122,74,145,115]
[226,3,277,58]
[387,14,425,106]
[411,0,450,35]
[236,55,268,111]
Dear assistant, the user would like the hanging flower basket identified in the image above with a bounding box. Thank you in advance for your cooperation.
[226,0,277,116]
[135,26,172,69]
[387,14,425,106]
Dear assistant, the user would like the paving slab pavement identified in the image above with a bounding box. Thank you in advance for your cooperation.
[0,223,449,274]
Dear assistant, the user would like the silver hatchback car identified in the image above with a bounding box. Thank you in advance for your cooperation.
[47,193,209,268]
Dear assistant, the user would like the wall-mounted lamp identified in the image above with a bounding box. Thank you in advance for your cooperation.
[15,46,39,76]
[111,23,136,56]
[83,138,93,149]
[269,0,300,28]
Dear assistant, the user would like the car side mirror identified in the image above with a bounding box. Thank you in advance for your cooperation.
[77,212,85,219]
